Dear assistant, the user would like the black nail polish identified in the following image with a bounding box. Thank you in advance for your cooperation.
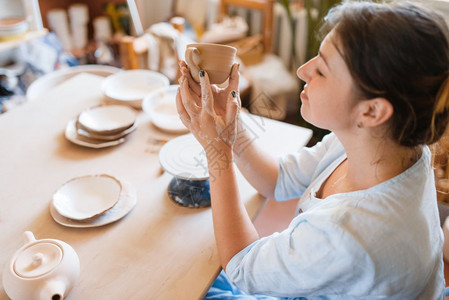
[231,90,236,98]
[199,70,205,77]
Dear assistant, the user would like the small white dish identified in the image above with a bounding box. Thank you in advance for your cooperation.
[142,85,189,133]
[50,181,137,228]
[65,119,127,148]
[159,134,209,180]
[102,70,170,108]
[78,105,137,135]
[52,174,122,221]
[76,121,138,141]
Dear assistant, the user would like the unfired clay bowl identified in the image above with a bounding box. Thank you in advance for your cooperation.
[185,43,236,84]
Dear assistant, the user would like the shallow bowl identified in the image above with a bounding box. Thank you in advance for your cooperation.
[142,85,188,133]
[52,174,122,220]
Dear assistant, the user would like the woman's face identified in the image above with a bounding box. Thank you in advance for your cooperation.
[297,30,361,132]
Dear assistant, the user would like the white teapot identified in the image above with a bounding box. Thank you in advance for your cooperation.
[3,231,80,300]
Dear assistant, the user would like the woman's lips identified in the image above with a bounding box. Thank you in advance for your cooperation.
[300,90,308,101]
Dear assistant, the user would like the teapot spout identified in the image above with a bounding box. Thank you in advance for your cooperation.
[39,279,66,300]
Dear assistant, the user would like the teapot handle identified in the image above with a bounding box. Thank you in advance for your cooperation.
[23,231,36,244]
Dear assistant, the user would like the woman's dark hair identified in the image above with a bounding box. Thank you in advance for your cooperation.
[320,1,449,147]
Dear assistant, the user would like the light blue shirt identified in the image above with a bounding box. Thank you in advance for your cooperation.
[225,133,444,299]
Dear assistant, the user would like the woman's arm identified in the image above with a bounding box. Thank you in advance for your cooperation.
[176,69,259,269]
[206,140,259,269]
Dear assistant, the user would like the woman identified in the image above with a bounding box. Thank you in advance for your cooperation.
[176,1,449,298]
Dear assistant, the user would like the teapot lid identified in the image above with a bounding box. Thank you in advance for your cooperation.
[13,242,62,278]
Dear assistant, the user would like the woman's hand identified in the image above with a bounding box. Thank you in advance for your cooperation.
[176,68,241,153]
[178,60,240,116]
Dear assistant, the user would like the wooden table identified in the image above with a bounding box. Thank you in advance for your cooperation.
[0,73,312,299]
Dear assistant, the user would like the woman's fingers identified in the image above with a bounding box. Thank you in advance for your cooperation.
[228,63,240,91]
[226,90,240,124]
[178,60,187,69]
[179,75,200,115]
[176,87,191,129]
[199,70,215,116]
[179,60,201,97]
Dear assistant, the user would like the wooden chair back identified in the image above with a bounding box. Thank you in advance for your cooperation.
[118,35,149,70]
[220,0,275,53]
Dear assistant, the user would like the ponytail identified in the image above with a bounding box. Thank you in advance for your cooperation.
[435,77,449,114]
[431,77,449,144]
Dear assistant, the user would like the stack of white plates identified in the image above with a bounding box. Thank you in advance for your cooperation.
[102,70,170,109]
[65,104,138,148]
[0,18,28,41]
[50,174,137,228]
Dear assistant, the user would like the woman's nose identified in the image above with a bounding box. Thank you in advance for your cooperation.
[296,66,304,81]
[297,58,313,82]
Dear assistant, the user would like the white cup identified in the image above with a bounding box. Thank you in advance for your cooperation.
[69,4,89,49]
[47,9,72,51]
[93,16,112,43]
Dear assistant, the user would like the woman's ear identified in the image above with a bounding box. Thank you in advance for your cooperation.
[358,97,393,128]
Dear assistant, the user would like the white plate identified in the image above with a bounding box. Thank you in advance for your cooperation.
[159,134,209,180]
[50,181,137,228]
[65,119,127,148]
[76,121,138,141]
[102,70,170,108]
[142,85,189,133]
[78,105,137,135]
[52,174,122,221]
[27,65,121,102]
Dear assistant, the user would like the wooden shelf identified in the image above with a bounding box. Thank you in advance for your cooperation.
[0,29,48,52]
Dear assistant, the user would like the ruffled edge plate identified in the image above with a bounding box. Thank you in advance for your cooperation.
[76,120,138,141]
[50,180,137,228]
[52,174,122,220]
[77,104,137,135]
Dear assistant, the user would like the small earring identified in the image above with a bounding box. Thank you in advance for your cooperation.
[357,122,363,128]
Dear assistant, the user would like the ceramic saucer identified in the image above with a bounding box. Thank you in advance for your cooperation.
[52,174,122,221]
[50,180,137,228]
